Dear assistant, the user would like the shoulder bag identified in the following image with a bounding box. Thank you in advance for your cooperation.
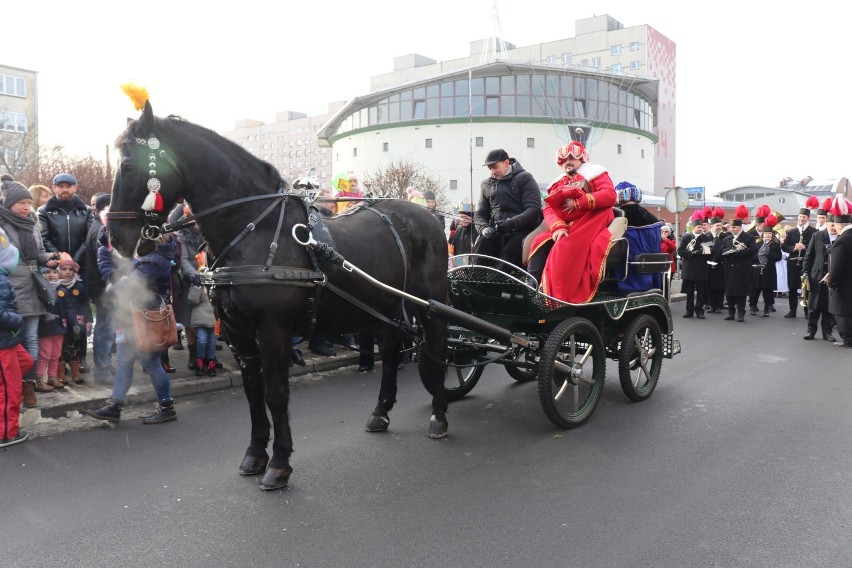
[30,265,57,307]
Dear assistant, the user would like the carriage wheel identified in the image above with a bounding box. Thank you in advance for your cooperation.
[537,318,606,429]
[505,347,538,383]
[617,314,663,402]
[418,330,485,401]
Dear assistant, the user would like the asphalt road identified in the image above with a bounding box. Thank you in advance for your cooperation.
[2,312,851,568]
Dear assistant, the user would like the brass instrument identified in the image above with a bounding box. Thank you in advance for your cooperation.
[687,236,698,252]
[800,274,809,308]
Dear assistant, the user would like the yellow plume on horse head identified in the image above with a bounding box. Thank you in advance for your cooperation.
[121,83,149,111]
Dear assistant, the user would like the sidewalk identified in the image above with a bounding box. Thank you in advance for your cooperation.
[22,285,684,432]
[20,340,362,430]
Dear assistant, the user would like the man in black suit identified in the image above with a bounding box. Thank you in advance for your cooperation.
[801,214,837,341]
[827,198,852,348]
[721,217,759,322]
[677,221,713,319]
[781,200,818,318]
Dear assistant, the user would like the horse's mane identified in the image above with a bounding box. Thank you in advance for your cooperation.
[115,112,283,191]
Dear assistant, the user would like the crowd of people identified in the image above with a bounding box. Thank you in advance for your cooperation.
[0,171,224,448]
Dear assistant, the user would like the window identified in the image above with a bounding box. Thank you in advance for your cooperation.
[611,45,621,56]
[353,148,357,157]
[591,57,601,68]
[630,61,640,70]
[630,41,640,51]
[0,74,26,97]
[0,111,27,133]
[425,138,432,148]
[562,52,572,64]
[527,138,535,148]
[611,63,622,73]
[617,144,622,155]
[450,180,458,190]
[383,142,388,152]
[546,55,555,64]
[475,136,483,147]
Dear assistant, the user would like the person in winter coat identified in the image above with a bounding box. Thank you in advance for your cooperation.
[448,201,479,259]
[0,174,59,406]
[473,149,542,268]
[36,267,67,389]
[55,255,92,384]
[84,235,179,425]
[0,227,34,448]
[187,283,217,377]
[86,194,115,381]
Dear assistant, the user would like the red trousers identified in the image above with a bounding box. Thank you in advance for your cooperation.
[1,344,34,441]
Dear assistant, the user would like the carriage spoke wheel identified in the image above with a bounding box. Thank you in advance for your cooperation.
[419,330,485,401]
[618,314,663,402]
[537,318,605,429]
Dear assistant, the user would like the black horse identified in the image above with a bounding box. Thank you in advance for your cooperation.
[108,101,449,490]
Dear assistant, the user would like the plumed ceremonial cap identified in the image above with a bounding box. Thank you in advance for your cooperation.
[799,195,819,217]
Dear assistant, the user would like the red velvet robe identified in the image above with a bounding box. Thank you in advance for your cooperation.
[529,163,617,303]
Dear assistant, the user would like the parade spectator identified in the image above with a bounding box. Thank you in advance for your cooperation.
[0,229,33,448]
[36,267,67,389]
[423,190,446,231]
[781,196,819,318]
[29,184,52,209]
[660,225,677,275]
[38,172,95,372]
[802,215,837,341]
[0,174,58,406]
[749,216,783,317]
[87,193,115,381]
[721,206,759,322]
[448,200,478,258]
[84,234,180,424]
[827,196,852,348]
[473,148,542,269]
[187,281,217,377]
[56,255,92,384]
[527,141,616,303]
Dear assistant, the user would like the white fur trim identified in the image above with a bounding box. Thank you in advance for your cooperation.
[577,162,607,181]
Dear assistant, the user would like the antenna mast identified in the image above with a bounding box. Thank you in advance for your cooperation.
[480,0,507,63]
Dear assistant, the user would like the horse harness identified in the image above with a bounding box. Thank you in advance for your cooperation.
[109,166,414,336]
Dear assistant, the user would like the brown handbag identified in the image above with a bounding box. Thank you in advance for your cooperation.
[131,304,178,352]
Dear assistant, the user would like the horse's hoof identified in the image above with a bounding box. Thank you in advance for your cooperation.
[365,414,390,432]
[428,415,448,439]
[259,467,293,491]
[238,454,269,476]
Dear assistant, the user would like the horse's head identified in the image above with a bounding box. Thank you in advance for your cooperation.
[110,101,184,257]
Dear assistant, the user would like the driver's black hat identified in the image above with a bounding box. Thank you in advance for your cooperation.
[483,149,509,166]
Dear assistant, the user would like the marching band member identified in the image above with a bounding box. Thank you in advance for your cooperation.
[781,195,819,318]
[721,205,759,322]
[677,210,713,319]
[801,209,837,341]
[749,215,782,316]
[705,207,727,313]
[827,196,852,349]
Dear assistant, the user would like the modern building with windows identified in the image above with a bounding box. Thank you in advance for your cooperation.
[0,64,38,176]
[317,14,675,197]
[225,14,675,197]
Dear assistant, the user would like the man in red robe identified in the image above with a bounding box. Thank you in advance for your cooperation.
[528,141,617,303]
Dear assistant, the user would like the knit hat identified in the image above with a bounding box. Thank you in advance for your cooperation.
[58,254,79,272]
[0,174,33,208]
[423,191,436,201]
[555,141,588,165]
[94,193,111,212]
[0,226,19,274]
[41,266,58,275]
[614,181,642,205]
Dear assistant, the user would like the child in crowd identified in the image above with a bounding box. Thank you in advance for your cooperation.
[0,227,34,448]
[37,267,66,389]
[187,253,217,377]
[56,255,92,384]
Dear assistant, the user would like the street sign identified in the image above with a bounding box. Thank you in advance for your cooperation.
[664,186,690,213]
[684,186,704,197]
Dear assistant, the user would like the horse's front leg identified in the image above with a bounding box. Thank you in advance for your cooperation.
[256,321,294,491]
[422,314,449,439]
[365,326,401,432]
[237,353,271,476]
